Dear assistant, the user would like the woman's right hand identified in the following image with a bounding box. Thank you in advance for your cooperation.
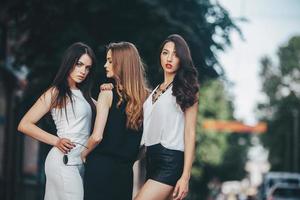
[100,83,114,91]
[55,138,76,154]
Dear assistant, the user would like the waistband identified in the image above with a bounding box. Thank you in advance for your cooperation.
[146,143,184,155]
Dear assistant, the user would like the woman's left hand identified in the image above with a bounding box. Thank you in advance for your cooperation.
[173,177,189,200]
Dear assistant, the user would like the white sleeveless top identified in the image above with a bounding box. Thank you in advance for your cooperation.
[51,89,92,164]
[141,85,185,151]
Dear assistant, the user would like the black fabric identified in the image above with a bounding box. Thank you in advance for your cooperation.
[84,87,142,200]
[84,154,133,200]
[90,88,142,161]
[146,143,184,187]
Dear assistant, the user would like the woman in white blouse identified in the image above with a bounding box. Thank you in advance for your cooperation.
[135,34,199,200]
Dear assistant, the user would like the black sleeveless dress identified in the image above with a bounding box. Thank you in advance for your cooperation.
[84,88,142,200]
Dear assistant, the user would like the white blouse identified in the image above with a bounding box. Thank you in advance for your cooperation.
[141,85,185,151]
[51,89,92,164]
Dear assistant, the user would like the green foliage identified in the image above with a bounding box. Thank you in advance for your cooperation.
[1,1,246,199]
[197,80,234,166]
[2,0,240,95]
[258,36,300,171]
[189,80,250,199]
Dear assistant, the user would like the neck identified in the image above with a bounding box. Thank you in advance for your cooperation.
[163,72,175,86]
[68,77,77,89]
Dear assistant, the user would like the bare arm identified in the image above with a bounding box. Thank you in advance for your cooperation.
[81,90,113,160]
[182,101,198,180]
[17,88,75,153]
[174,100,198,200]
[89,83,113,105]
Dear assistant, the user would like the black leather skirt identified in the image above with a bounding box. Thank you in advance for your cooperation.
[146,143,184,186]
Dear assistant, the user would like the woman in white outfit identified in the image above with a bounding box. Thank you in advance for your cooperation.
[18,42,96,200]
[135,34,199,200]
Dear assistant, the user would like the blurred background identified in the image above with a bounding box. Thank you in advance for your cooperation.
[0,0,299,199]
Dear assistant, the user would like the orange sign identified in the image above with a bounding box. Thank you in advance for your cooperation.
[202,120,267,134]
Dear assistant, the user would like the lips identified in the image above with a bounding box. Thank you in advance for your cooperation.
[78,76,85,80]
[165,64,173,69]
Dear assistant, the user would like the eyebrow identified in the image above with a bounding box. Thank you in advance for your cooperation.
[162,49,176,53]
[78,60,92,67]
[77,60,84,65]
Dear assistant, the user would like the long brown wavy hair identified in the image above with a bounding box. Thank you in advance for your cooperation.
[107,42,149,130]
[159,34,199,111]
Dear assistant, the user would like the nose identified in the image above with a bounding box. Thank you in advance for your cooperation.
[79,66,87,75]
[167,53,173,62]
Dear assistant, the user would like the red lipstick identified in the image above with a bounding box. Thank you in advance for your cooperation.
[165,64,173,69]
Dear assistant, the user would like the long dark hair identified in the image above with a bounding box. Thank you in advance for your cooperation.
[160,34,199,111]
[48,42,96,129]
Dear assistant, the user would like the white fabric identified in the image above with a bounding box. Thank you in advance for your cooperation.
[141,85,185,151]
[44,148,84,200]
[44,89,92,200]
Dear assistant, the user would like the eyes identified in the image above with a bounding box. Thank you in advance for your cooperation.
[76,61,92,72]
[161,50,178,58]
[106,58,112,64]
[162,51,168,55]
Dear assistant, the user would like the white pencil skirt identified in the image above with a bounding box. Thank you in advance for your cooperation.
[44,147,84,200]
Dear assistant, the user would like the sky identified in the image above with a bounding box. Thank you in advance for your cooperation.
[217,0,300,125]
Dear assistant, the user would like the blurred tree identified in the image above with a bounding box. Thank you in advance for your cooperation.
[257,36,300,172]
[1,0,244,199]
[189,80,250,199]
[2,0,240,96]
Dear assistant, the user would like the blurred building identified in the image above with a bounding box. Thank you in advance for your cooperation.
[0,65,23,200]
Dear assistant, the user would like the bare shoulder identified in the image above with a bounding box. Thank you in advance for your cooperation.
[184,101,199,120]
[38,87,58,105]
[98,90,113,98]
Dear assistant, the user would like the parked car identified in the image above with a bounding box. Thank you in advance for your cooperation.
[267,183,300,200]
[258,172,300,199]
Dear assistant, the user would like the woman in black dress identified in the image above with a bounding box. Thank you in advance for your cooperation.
[82,42,149,200]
